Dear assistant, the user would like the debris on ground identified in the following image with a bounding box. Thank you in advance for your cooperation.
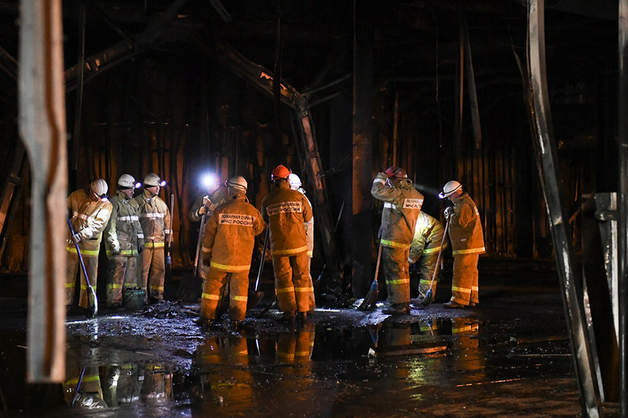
[141,300,196,319]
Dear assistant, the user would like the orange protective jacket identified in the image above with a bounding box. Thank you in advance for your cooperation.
[448,192,485,255]
[67,187,113,255]
[202,193,266,272]
[261,181,313,256]
[371,173,424,249]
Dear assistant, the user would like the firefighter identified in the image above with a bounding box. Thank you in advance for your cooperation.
[135,173,171,302]
[262,165,315,324]
[188,175,230,279]
[198,175,266,329]
[371,166,424,315]
[66,179,112,311]
[104,174,144,309]
[288,173,314,259]
[408,211,445,301]
[439,180,485,308]
[188,178,229,223]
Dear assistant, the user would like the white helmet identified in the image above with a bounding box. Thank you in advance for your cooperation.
[90,178,108,198]
[117,174,136,189]
[143,173,162,187]
[288,173,302,190]
[439,180,462,199]
[226,175,248,192]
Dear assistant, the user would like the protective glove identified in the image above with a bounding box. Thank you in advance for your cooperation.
[444,206,455,220]
[137,244,144,254]
[202,195,211,208]
[198,205,208,216]
[384,166,398,178]
[112,242,121,255]
[71,233,82,244]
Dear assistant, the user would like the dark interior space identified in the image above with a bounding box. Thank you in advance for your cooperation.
[0,1,624,416]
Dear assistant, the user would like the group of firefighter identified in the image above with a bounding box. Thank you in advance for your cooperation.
[65,163,484,327]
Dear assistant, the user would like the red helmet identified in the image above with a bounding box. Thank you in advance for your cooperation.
[384,166,407,178]
[271,165,291,180]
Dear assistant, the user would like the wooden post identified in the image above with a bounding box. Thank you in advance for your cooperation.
[18,0,67,383]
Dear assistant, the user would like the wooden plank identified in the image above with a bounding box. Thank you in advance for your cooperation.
[18,0,67,383]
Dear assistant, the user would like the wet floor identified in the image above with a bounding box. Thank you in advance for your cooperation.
[0,264,609,417]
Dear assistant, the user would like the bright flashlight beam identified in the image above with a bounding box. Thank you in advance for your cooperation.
[201,173,219,191]
[413,183,442,197]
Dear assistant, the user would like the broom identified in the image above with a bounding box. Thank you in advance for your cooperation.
[358,243,382,311]
[420,217,450,307]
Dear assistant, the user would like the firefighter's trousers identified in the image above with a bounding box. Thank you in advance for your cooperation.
[106,255,139,308]
[200,268,249,321]
[417,251,439,299]
[382,246,411,304]
[451,253,480,305]
[141,243,165,301]
[66,246,99,309]
[272,252,315,314]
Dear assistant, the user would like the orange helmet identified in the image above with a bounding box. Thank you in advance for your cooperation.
[271,165,291,181]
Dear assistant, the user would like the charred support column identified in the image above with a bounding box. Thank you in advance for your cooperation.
[18,0,67,382]
[352,7,374,297]
[618,0,628,414]
[212,40,342,279]
[527,1,602,416]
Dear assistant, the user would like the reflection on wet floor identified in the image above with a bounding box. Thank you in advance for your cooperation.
[0,310,581,417]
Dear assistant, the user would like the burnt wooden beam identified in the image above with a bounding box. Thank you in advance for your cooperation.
[527,0,602,415]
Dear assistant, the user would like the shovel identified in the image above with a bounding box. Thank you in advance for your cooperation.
[358,243,382,311]
[67,218,98,317]
[420,217,450,307]
[248,227,269,309]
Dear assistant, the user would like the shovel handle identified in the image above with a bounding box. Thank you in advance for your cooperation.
[67,217,98,316]
[373,242,383,284]
[255,228,270,291]
[427,217,450,290]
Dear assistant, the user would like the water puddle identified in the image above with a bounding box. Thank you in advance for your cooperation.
[0,305,577,417]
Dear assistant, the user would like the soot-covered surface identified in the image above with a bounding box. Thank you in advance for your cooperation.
[0,265,609,417]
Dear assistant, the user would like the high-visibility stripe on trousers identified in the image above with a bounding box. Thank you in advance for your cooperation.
[416,251,439,299]
[66,247,99,309]
[200,268,249,321]
[271,252,315,314]
[106,255,139,307]
[141,244,165,301]
[382,246,410,304]
[450,253,480,305]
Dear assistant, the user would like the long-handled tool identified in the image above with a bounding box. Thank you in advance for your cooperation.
[248,227,269,309]
[420,217,450,307]
[67,218,98,317]
[358,243,383,311]
[165,193,174,275]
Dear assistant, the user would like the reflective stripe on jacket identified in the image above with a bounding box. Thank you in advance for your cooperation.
[261,181,313,256]
[201,193,266,272]
[448,192,485,255]
[409,211,445,263]
[135,189,171,243]
[105,190,144,256]
[67,187,112,252]
[371,173,424,249]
